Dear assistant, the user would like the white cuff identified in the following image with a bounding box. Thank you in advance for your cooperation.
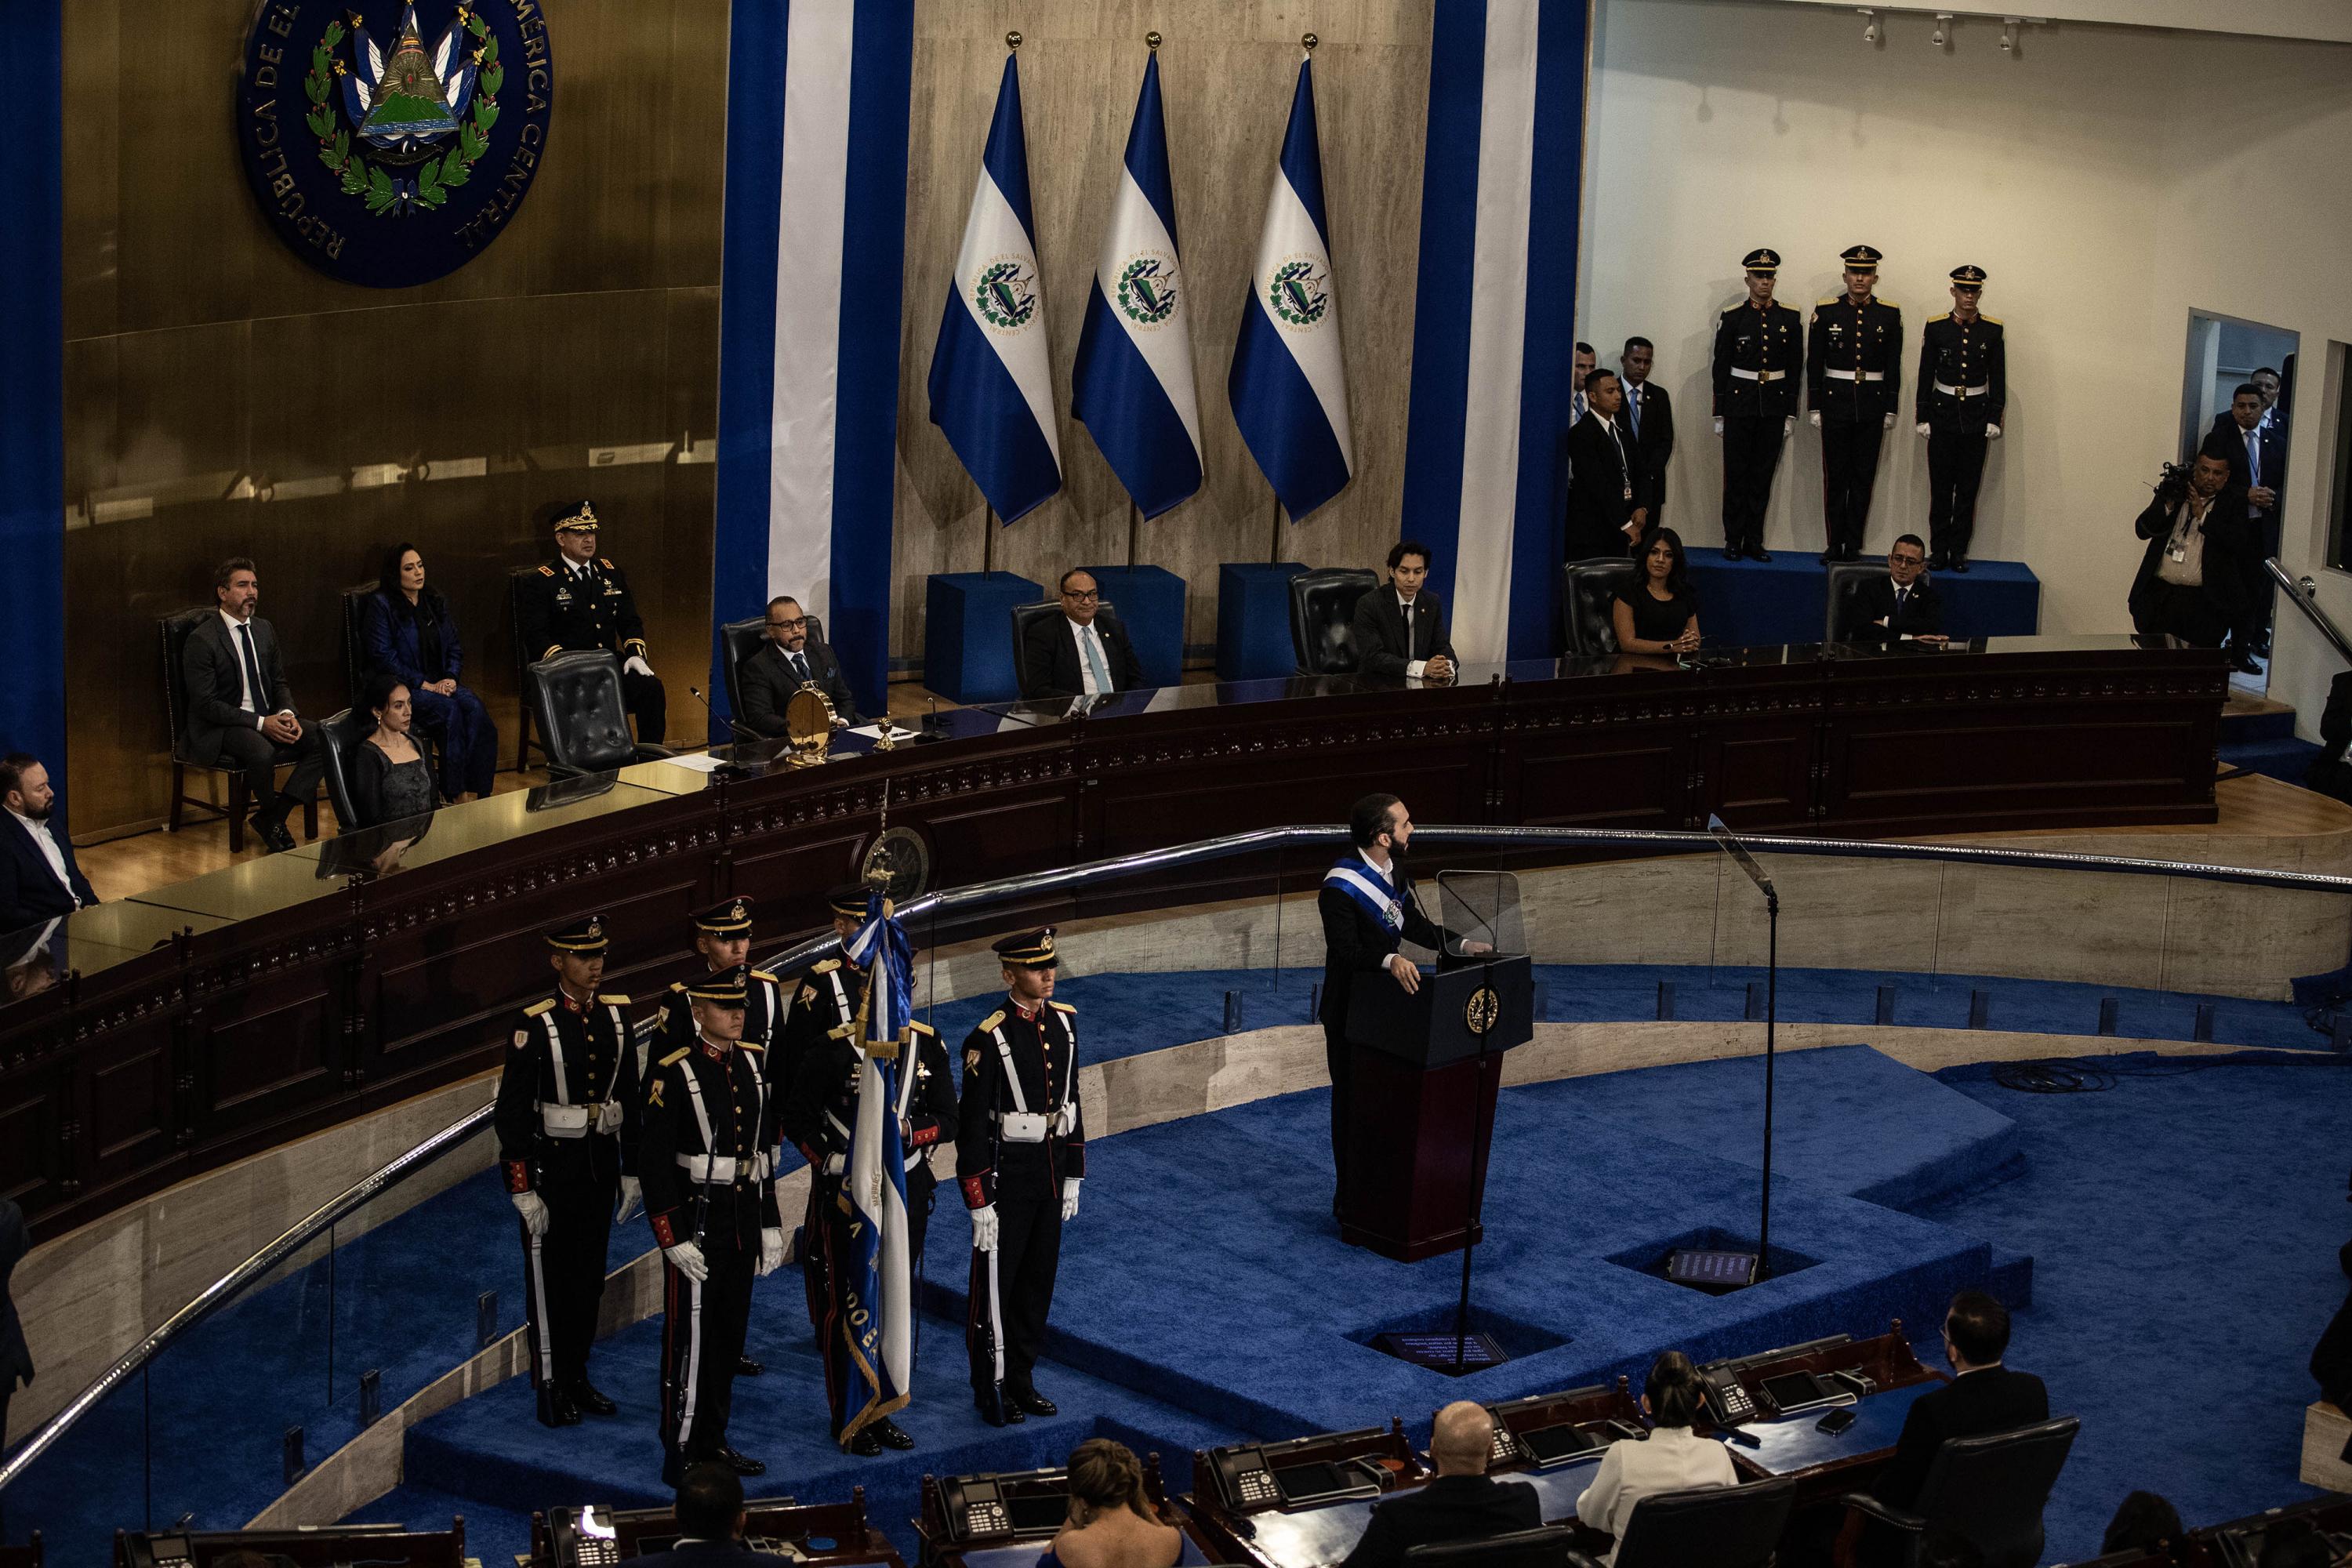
[1404,659,1428,679]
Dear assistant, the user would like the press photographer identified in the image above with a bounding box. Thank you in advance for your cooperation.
[2128,451,2255,660]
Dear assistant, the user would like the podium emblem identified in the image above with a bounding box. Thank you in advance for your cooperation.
[1464,985,1501,1036]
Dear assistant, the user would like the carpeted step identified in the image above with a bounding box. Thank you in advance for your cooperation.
[2218,698,2298,745]
[2220,736,2323,787]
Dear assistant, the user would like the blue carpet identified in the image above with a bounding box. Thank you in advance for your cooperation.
[344,1481,531,1568]
[2221,735,2324,788]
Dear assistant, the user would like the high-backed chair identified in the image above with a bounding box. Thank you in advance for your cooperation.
[1566,1474,1796,1568]
[340,583,379,710]
[718,612,826,722]
[1010,601,1114,698]
[1824,559,1886,645]
[524,651,674,777]
[318,707,441,833]
[1562,557,1639,657]
[160,608,319,854]
[1288,568,1379,676]
[1404,1524,1575,1566]
[508,566,546,772]
[1838,1416,2079,1568]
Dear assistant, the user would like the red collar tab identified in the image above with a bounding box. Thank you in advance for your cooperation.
[700,1040,731,1062]
[1010,997,1041,1022]
[558,991,589,1015]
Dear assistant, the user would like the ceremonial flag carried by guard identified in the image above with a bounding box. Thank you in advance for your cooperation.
[1071,45,1202,519]
[927,46,1062,524]
[1231,51,1354,521]
[837,887,916,1439]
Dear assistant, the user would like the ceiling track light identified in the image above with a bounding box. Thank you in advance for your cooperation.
[1932,12,1952,48]
[1858,7,1879,44]
[2000,16,2021,51]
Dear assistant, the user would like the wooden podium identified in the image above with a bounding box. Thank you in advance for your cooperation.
[1337,955,1535,1261]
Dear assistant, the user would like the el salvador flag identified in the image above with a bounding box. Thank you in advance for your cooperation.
[838,888,915,1440]
[1231,58,1354,521]
[1071,52,1201,520]
[927,52,1062,524]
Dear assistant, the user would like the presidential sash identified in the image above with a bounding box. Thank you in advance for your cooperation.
[1324,854,1405,933]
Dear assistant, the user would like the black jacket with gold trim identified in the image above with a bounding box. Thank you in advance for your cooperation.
[514,555,651,665]
[781,956,867,1103]
[659,967,784,1061]
[955,998,1087,1209]
[778,1020,957,1191]
[638,1034,783,1250]
[493,989,637,1195]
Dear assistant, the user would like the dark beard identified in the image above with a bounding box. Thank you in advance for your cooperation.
[18,802,51,822]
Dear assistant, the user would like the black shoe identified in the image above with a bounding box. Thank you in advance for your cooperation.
[1007,1386,1058,1417]
[1927,553,1950,572]
[841,1427,884,1457]
[1818,551,1835,565]
[247,812,296,854]
[735,1356,764,1377]
[1722,547,1744,562]
[568,1378,617,1417]
[710,1445,766,1475]
[2232,652,2263,676]
[976,1388,1024,1426]
[1949,556,1970,573]
[539,1385,581,1428]
[1749,546,1773,563]
[873,1417,915,1450]
[662,1454,684,1488]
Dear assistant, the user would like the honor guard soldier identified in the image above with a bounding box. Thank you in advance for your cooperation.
[495,915,641,1428]
[780,937,957,1455]
[641,966,785,1486]
[958,929,1087,1427]
[659,895,786,1379]
[780,885,874,1097]
[515,499,667,743]
[1711,248,1804,561]
[1807,245,1904,562]
[1915,266,2006,572]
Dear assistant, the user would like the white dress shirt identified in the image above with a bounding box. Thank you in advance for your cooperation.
[5,806,82,908]
[1067,617,1112,697]
[1573,1426,1739,1564]
[1397,591,1431,680]
[217,608,270,728]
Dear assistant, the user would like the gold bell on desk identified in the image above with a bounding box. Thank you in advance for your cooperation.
[782,686,844,768]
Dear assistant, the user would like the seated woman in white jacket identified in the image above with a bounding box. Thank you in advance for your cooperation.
[1573,1349,1740,1563]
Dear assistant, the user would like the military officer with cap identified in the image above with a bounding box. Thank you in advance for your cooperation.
[1711,248,1805,561]
[658,895,786,1379]
[780,884,877,1099]
[779,916,958,1455]
[1915,266,2007,572]
[641,965,785,1486]
[1808,245,1904,563]
[958,928,1087,1427]
[514,499,666,743]
[494,915,641,1428]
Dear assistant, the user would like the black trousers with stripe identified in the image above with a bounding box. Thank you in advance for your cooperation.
[659,1235,755,1460]
[1720,414,1787,552]
[520,1168,615,1396]
[967,1193,1061,1397]
[1926,426,1990,561]
[1820,417,1886,557]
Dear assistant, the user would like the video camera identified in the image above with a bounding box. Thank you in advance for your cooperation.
[2154,459,2192,499]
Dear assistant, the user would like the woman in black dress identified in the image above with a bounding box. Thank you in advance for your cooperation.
[1613,526,1701,655]
[347,673,440,830]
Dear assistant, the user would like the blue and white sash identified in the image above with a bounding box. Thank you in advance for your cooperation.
[1324,854,1406,932]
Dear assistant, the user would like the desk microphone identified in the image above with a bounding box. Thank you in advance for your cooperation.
[687,685,767,753]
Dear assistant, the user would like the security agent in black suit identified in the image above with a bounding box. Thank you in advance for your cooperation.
[1915,266,2006,572]
[1712,248,1803,561]
[2129,451,2252,652]
[1838,535,1948,645]
[0,754,97,933]
[1563,369,1646,562]
[2203,383,2288,670]
[1352,541,1457,681]
[180,557,328,853]
[738,595,862,731]
[1621,336,1675,525]
[1872,1292,2049,1519]
[515,500,667,743]
[1809,245,1905,563]
[1341,1401,1541,1568]
[1022,569,1145,700]
[629,1463,757,1568]
[0,1196,31,1450]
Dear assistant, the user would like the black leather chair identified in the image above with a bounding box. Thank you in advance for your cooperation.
[1562,558,1639,657]
[340,583,379,710]
[318,707,441,833]
[1824,560,1884,646]
[1566,1474,1796,1568]
[720,612,826,722]
[1009,601,1115,698]
[1288,568,1379,676]
[508,566,546,772]
[160,608,318,855]
[1838,1416,2079,1568]
[524,650,674,777]
[1404,1523,1575,1566]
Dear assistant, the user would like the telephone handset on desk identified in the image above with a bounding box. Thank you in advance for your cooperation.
[1700,1368,1757,1426]
[1209,1446,1284,1512]
[550,1506,623,1567]
[938,1475,1016,1541]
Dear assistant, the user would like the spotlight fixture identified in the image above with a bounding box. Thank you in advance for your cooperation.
[2000,16,2020,51]
[1932,12,1951,47]
[1857,7,1878,44]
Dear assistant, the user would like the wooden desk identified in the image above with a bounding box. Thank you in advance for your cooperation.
[1177,1422,1428,1568]
[2181,1492,2352,1567]
[114,1525,463,1568]
[916,1455,1214,1567]
[1707,1327,1945,1508]
[524,1494,902,1566]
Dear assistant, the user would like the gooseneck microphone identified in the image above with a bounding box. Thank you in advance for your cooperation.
[687,685,767,752]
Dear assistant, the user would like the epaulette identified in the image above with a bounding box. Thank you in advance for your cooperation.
[977,1009,1006,1033]
[740,1040,764,1052]
[751,968,779,983]
[598,557,615,569]
[1934,311,1954,322]
[811,958,841,974]
[536,564,555,576]
[1817,296,1840,307]
[597,993,630,1005]
[1048,1000,1076,1014]
[1878,296,1899,309]
[1978,314,2002,325]
[910,1020,936,1036]
[668,980,686,993]
[524,997,556,1017]
[658,1046,691,1068]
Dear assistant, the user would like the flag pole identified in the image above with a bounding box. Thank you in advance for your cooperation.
[983,503,997,574]
[1266,493,1283,564]
[1127,498,1141,568]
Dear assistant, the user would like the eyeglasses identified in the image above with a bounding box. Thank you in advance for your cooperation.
[767,616,808,631]
[1061,588,1100,602]
[1889,553,1926,566]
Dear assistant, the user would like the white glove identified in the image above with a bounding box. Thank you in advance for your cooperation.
[757,1227,785,1277]
[1985,423,2002,440]
[1711,416,1724,437]
[663,1240,709,1283]
[1882,412,1896,430]
[971,1203,1000,1253]
[624,655,655,677]
[1915,421,1932,437]
[1782,416,1795,440]
[510,1190,549,1238]
[1062,1178,1083,1223]
[614,1175,642,1225]
[1808,410,1821,429]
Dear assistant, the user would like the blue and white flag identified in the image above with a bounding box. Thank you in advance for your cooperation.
[1231,58,1353,521]
[1071,51,1201,519]
[838,888,914,1439]
[928,52,1062,524]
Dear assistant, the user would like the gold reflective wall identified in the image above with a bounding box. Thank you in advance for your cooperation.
[63,0,724,837]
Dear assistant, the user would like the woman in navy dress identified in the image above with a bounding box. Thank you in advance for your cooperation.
[362,543,499,801]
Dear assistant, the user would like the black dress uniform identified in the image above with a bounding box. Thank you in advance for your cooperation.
[514,499,667,742]
[957,930,1087,1426]
[1916,267,2006,570]
[641,967,782,1485]
[493,916,639,1428]
[1808,246,1904,562]
[779,885,873,1108]
[1712,249,1803,561]
[782,1003,956,1454]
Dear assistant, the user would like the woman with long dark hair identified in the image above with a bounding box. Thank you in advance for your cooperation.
[1612,526,1701,656]
[361,543,498,801]
[1573,1350,1737,1563]
[1039,1438,1181,1568]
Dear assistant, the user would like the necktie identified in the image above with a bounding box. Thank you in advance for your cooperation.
[789,651,811,684]
[1627,384,1642,437]
[1895,586,1909,617]
[1080,626,1112,692]
[236,622,267,715]
[1573,391,1588,424]
[2248,430,2261,491]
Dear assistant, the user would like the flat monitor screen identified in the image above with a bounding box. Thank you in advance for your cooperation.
[1521,1425,1602,1465]
[1761,1370,1831,1412]
[1009,1494,1069,1534]
[1273,1461,1356,1506]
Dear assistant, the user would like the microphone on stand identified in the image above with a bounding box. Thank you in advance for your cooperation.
[688,686,768,754]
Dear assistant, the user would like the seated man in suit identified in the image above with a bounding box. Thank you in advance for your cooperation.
[1022,569,1145,700]
[739,595,862,733]
[1838,534,1948,645]
[626,1462,753,1568]
[1341,1401,1540,1568]
[1351,540,1457,682]
[182,557,328,853]
[1869,1291,2048,1530]
[1563,369,1646,561]
[0,753,97,932]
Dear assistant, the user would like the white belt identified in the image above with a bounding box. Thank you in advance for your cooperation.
[677,1150,771,1183]
[1826,369,1886,383]
[537,1100,623,1138]
[992,1103,1077,1143]
[1729,368,1787,383]
[1933,381,1987,398]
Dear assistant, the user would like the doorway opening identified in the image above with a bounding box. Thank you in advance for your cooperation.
[2180,312,2299,694]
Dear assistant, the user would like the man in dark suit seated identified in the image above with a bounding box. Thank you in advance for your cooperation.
[0,753,97,932]
[1022,569,1145,700]
[629,1462,755,1566]
[1352,540,1457,682]
[1563,369,1646,561]
[738,595,861,731]
[1871,1291,2049,1526]
[181,557,328,853]
[1837,534,1948,645]
[1341,1401,1541,1568]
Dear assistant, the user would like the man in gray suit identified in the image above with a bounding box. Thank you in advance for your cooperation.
[181,557,326,852]
[737,595,862,731]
